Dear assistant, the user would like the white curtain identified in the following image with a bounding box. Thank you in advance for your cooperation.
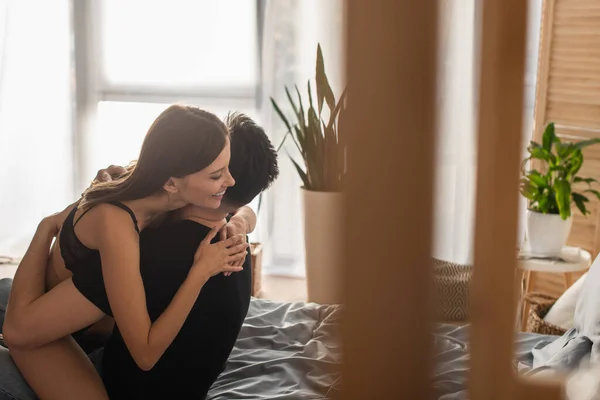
[433,0,542,264]
[259,0,344,276]
[258,0,542,271]
[433,0,477,264]
[0,0,73,258]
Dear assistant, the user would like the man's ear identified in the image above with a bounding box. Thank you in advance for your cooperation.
[163,178,179,194]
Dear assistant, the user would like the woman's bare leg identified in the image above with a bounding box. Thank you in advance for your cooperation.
[9,336,108,400]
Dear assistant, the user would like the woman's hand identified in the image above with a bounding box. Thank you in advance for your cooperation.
[39,202,78,237]
[94,165,127,183]
[190,226,248,282]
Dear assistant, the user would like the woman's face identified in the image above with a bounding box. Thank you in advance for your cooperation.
[173,139,235,209]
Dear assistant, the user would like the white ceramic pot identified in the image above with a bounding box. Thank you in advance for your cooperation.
[302,188,344,305]
[525,210,573,257]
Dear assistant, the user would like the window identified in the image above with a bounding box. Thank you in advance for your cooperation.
[76,0,259,189]
[0,0,73,256]
[98,0,257,92]
[90,101,259,183]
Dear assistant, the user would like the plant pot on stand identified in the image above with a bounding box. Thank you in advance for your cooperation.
[271,44,347,305]
[302,188,343,304]
[520,122,600,257]
[525,210,572,257]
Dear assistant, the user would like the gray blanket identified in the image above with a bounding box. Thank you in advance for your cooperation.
[208,299,342,399]
[528,255,600,375]
[206,299,553,400]
[434,324,557,399]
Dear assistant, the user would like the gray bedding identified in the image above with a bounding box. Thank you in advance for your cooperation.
[208,298,343,399]
[206,298,556,400]
[527,255,600,376]
[434,324,557,399]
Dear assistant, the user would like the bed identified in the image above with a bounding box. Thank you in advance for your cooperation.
[433,324,559,400]
[207,298,342,400]
[206,299,559,400]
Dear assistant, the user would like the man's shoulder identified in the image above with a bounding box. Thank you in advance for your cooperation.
[143,219,211,239]
[140,220,210,255]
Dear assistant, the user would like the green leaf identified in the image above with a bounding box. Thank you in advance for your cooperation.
[271,97,292,133]
[288,155,311,189]
[272,97,303,155]
[584,189,600,201]
[529,141,542,150]
[555,142,576,160]
[526,170,548,188]
[575,138,600,150]
[306,107,325,189]
[327,88,347,131]
[542,123,556,152]
[538,195,550,213]
[284,86,299,116]
[292,85,306,130]
[307,80,314,111]
[529,147,556,165]
[520,178,537,200]
[276,127,302,156]
[293,125,305,154]
[315,44,327,115]
[554,179,572,220]
[567,149,583,178]
[315,44,335,113]
[572,192,590,216]
[574,177,598,186]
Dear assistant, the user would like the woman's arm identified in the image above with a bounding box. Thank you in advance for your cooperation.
[96,206,247,371]
[3,217,105,348]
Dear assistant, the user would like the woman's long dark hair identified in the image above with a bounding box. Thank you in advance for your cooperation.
[80,105,229,211]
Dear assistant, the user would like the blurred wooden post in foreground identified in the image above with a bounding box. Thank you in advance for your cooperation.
[469,0,563,399]
[342,1,438,399]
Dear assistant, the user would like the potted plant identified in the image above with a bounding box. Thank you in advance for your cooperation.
[520,122,600,256]
[271,44,346,304]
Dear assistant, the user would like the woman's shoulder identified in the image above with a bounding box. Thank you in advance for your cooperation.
[77,202,129,222]
[79,202,139,237]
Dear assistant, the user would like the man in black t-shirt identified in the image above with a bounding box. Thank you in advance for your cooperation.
[101,113,280,399]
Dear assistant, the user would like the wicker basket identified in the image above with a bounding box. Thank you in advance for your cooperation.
[250,243,263,297]
[524,292,567,336]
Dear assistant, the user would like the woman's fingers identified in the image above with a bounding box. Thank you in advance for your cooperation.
[203,225,222,244]
[226,252,247,264]
[223,266,244,273]
[222,234,244,248]
[226,243,248,256]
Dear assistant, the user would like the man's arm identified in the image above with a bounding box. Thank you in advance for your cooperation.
[222,206,256,240]
[220,206,256,271]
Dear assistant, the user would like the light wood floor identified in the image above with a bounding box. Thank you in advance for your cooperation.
[259,275,308,302]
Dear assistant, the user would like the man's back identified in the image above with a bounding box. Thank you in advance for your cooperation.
[102,219,251,399]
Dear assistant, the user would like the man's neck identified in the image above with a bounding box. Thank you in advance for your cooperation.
[177,204,231,226]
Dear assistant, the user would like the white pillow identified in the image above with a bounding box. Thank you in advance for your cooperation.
[543,272,587,330]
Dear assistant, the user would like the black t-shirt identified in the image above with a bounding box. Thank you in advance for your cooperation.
[101,219,252,400]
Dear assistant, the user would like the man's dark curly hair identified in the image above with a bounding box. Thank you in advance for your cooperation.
[222,112,279,208]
